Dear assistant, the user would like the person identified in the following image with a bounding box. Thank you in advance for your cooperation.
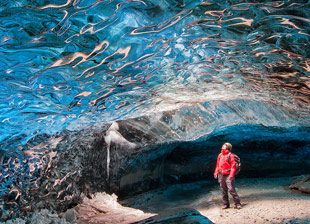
[214,143,241,209]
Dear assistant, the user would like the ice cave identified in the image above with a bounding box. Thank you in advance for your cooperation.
[0,0,310,223]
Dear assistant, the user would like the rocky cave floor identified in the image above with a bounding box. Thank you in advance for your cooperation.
[120,176,310,224]
[71,176,310,224]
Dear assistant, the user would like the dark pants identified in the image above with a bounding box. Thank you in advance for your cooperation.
[218,174,241,206]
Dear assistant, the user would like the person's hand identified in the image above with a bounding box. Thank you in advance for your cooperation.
[214,174,217,179]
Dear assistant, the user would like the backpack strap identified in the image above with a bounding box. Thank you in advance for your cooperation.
[227,153,231,165]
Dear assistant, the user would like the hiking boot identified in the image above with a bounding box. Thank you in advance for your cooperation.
[222,205,230,209]
[234,204,242,209]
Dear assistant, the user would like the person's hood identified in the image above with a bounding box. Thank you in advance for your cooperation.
[221,149,230,155]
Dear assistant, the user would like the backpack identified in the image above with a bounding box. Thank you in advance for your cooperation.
[220,153,241,175]
[228,153,241,175]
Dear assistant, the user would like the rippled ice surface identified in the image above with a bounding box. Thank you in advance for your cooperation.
[1,0,310,147]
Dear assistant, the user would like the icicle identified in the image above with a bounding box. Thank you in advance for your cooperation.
[106,142,111,181]
[104,129,112,181]
[104,122,137,180]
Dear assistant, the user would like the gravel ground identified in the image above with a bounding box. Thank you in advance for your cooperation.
[121,176,310,224]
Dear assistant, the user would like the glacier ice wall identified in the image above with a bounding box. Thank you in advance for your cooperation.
[1,0,310,220]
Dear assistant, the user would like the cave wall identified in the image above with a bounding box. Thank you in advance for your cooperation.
[1,106,310,220]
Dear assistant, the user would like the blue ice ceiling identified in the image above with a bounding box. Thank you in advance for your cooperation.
[1,0,310,150]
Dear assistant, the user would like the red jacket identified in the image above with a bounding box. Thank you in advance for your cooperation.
[214,149,236,178]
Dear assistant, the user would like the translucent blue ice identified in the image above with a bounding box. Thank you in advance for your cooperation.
[0,0,310,149]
